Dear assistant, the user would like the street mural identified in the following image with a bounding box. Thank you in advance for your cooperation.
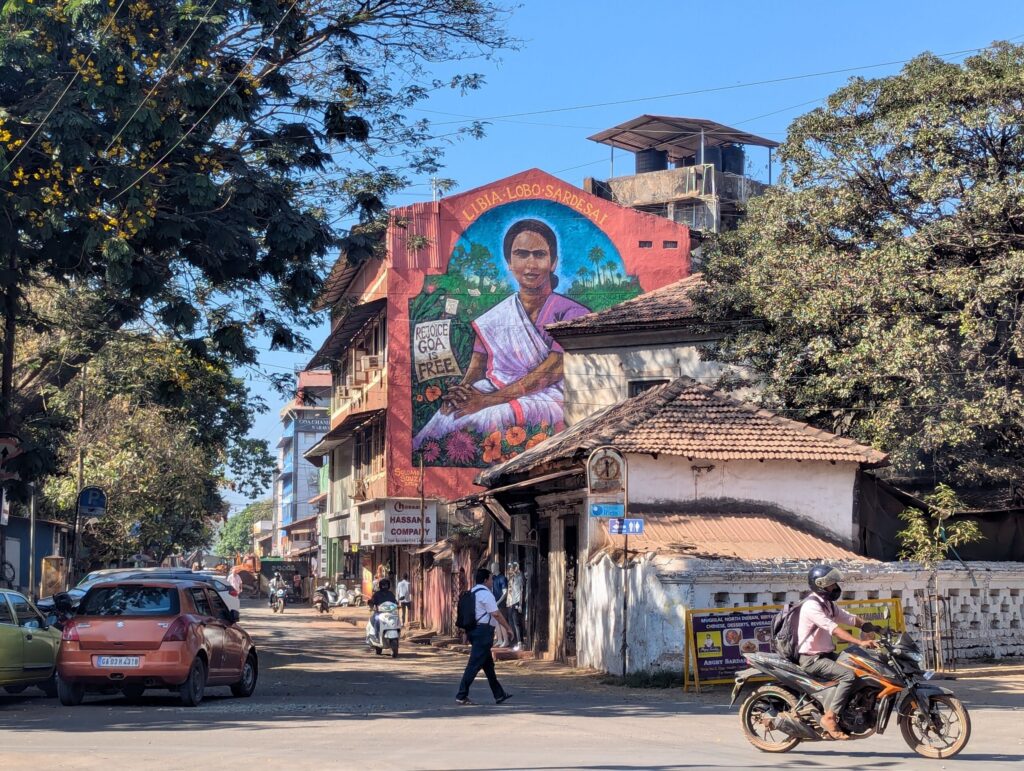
[409,199,641,468]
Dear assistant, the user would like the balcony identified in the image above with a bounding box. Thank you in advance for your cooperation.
[586,164,767,210]
[331,367,388,429]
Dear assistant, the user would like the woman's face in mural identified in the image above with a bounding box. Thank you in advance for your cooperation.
[508,230,556,293]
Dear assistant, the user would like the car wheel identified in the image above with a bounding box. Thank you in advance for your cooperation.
[230,652,259,698]
[122,684,146,702]
[179,657,207,707]
[38,673,58,698]
[4,684,28,694]
[57,674,84,707]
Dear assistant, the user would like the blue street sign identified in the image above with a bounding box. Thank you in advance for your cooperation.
[608,518,644,536]
[77,486,107,517]
[590,501,625,518]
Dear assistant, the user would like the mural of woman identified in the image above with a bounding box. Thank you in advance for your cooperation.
[412,219,590,458]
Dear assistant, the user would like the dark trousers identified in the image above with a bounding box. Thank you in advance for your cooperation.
[800,652,856,715]
[456,625,506,701]
[506,605,524,645]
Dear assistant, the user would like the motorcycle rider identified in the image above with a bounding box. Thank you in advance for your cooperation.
[798,564,878,740]
[269,571,286,608]
[368,577,397,641]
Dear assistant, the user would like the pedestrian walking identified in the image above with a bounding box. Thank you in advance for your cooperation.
[455,567,514,706]
[396,573,411,624]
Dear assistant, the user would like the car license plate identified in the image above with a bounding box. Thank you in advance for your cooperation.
[96,656,140,668]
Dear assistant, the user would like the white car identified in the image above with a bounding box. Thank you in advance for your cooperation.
[194,572,241,614]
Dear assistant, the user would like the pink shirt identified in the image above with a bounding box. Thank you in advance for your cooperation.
[797,596,858,655]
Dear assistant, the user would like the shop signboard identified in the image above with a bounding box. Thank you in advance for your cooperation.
[683,598,905,691]
[295,416,330,433]
[358,498,436,546]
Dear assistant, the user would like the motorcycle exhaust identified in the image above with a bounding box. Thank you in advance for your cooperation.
[762,711,822,741]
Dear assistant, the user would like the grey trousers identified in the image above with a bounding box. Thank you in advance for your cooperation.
[799,652,857,715]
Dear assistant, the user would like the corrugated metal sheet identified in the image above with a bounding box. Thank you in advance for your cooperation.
[608,512,867,561]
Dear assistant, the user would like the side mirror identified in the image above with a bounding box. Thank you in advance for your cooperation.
[882,606,891,621]
[229,609,240,624]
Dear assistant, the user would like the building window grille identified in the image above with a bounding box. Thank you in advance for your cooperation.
[663,240,678,249]
[628,378,670,397]
[638,240,653,248]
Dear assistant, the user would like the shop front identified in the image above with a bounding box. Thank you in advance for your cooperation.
[357,497,437,601]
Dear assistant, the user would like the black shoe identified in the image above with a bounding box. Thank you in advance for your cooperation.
[455,697,474,705]
[495,693,512,705]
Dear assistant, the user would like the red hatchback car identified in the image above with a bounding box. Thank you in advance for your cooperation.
[57,579,258,707]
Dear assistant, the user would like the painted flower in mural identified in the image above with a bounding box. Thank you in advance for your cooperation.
[421,441,441,463]
[526,432,549,450]
[425,385,443,402]
[505,426,527,447]
[482,430,503,463]
[444,431,477,464]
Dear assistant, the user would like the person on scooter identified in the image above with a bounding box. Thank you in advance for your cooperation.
[369,578,397,641]
[798,564,878,740]
[269,571,286,608]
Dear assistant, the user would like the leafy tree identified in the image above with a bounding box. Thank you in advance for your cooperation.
[696,42,1024,489]
[215,499,270,557]
[0,0,514,485]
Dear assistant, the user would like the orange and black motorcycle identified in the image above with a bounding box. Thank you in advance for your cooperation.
[730,619,971,759]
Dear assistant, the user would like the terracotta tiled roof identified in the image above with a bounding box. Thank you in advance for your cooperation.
[599,512,867,561]
[477,377,888,486]
[547,273,704,337]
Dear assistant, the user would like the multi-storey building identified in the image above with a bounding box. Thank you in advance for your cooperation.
[272,370,331,557]
[304,167,693,598]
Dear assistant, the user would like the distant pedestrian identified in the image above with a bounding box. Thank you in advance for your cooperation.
[455,567,513,706]
[397,573,411,624]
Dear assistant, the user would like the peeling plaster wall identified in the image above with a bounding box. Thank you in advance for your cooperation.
[628,455,860,545]
[578,556,1024,675]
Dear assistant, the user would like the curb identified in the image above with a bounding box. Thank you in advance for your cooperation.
[940,666,1024,679]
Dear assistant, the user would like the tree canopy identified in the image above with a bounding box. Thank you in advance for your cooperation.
[214,498,270,556]
[696,42,1024,488]
[0,0,513,487]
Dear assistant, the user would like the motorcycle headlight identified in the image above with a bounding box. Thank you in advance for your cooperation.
[898,648,925,666]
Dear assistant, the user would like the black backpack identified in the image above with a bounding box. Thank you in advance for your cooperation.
[770,598,809,662]
[455,586,485,632]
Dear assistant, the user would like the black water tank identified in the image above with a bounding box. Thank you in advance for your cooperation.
[675,154,697,168]
[635,148,668,174]
[722,144,746,175]
[700,145,723,171]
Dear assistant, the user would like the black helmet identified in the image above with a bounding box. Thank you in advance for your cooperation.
[379,578,391,590]
[808,564,843,601]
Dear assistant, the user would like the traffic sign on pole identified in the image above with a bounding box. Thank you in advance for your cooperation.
[608,517,644,536]
[77,486,107,518]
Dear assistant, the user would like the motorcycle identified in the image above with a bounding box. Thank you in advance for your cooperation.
[271,587,287,614]
[730,608,971,759]
[313,584,346,614]
[365,600,401,657]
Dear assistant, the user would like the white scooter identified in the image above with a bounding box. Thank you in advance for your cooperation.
[271,587,287,614]
[366,600,401,657]
[313,584,345,614]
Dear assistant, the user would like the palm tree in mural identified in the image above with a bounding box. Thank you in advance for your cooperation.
[588,246,606,285]
[576,265,594,288]
[603,259,619,286]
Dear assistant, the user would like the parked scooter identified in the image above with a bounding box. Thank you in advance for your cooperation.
[271,587,287,614]
[365,600,401,657]
[313,584,346,614]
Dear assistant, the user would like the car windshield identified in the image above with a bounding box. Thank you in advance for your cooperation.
[79,585,180,616]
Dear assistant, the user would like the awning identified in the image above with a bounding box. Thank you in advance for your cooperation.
[281,515,319,533]
[414,538,454,561]
[304,409,385,466]
[306,298,386,370]
[483,498,512,532]
[588,115,779,162]
[308,491,327,506]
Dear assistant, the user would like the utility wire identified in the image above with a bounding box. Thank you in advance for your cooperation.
[103,0,221,154]
[109,0,301,203]
[1,0,130,174]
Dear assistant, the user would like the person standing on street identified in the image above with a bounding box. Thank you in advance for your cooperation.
[396,573,411,624]
[456,567,514,706]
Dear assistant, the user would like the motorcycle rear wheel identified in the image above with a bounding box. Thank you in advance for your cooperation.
[739,685,802,753]
[899,694,971,758]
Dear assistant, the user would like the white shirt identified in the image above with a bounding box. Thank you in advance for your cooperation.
[397,579,410,601]
[798,595,859,655]
[472,584,499,627]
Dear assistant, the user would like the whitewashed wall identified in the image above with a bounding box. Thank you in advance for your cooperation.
[562,342,737,426]
[626,454,861,546]
[578,556,1024,675]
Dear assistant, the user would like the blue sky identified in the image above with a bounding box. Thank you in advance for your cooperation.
[229,0,1024,512]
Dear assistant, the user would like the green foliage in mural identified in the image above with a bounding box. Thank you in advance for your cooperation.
[566,244,641,310]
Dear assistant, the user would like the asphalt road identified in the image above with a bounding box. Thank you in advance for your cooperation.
[2,600,1022,770]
